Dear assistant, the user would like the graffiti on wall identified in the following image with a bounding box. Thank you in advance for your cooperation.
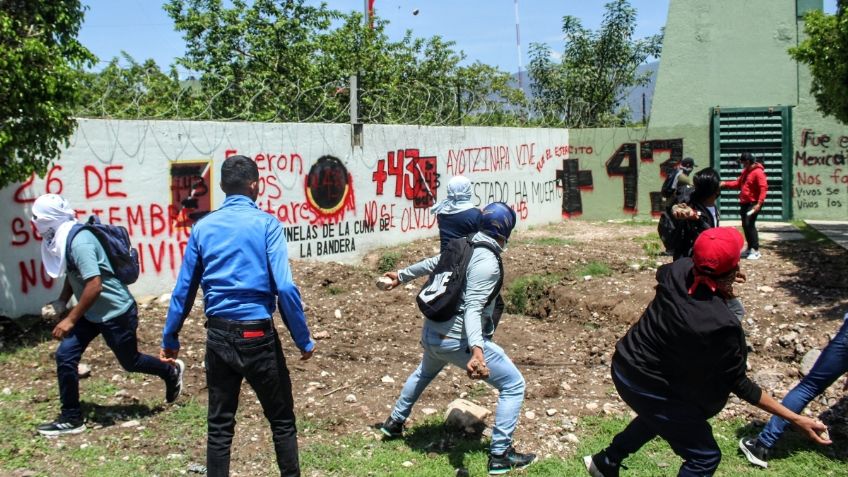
[641,139,684,215]
[794,128,848,212]
[170,161,213,228]
[372,148,439,208]
[556,159,594,218]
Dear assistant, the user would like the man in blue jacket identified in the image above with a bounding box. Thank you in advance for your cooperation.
[161,155,315,477]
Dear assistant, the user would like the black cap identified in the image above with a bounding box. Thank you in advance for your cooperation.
[681,157,697,168]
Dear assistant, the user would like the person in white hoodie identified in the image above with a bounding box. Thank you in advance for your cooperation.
[31,194,184,436]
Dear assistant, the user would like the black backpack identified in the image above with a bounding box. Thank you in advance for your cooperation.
[66,215,140,285]
[416,236,503,322]
[660,170,680,199]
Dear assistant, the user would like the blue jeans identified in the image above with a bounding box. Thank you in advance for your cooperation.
[605,366,722,477]
[758,317,848,448]
[56,304,173,420]
[389,327,525,455]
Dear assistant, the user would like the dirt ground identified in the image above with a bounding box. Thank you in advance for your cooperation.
[2,220,848,474]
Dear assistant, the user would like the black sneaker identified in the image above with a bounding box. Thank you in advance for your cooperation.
[583,452,625,477]
[37,417,85,436]
[739,437,769,468]
[166,359,185,403]
[378,417,404,438]
[487,446,536,475]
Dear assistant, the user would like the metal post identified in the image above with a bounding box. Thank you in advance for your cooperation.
[514,0,523,89]
[350,74,358,124]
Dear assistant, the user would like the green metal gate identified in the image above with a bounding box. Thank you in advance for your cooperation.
[710,106,792,220]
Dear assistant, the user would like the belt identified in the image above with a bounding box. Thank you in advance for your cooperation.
[206,317,273,332]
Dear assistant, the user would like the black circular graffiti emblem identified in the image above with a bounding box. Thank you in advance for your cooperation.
[306,155,350,212]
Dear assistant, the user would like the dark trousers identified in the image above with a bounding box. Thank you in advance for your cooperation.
[739,203,760,250]
[605,366,722,477]
[205,319,299,477]
[56,303,173,420]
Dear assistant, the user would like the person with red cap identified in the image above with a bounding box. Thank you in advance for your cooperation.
[583,227,829,477]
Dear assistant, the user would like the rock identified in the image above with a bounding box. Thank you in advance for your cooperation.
[157,293,172,305]
[375,276,394,290]
[313,331,330,340]
[120,419,140,428]
[602,403,617,415]
[629,263,641,271]
[13,471,36,477]
[136,295,158,307]
[757,286,775,293]
[2,387,10,395]
[444,399,491,433]
[546,408,558,417]
[421,407,438,416]
[524,411,536,420]
[764,305,774,312]
[167,453,184,460]
[563,433,580,444]
[334,309,342,319]
[752,370,783,390]
[779,332,798,347]
[583,275,592,281]
[381,375,395,384]
[402,461,414,468]
[187,463,207,474]
[560,382,571,391]
[114,389,130,398]
[800,349,822,376]
[78,363,91,379]
[345,394,357,403]
[111,374,124,382]
[585,402,599,411]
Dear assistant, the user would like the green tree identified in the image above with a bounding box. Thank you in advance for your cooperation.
[77,53,200,119]
[527,0,662,127]
[164,0,524,125]
[790,1,848,124]
[0,0,95,188]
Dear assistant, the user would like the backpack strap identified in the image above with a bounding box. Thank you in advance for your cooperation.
[469,238,504,307]
[64,223,87,273]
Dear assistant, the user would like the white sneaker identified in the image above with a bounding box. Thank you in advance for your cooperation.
[746,250,761,260]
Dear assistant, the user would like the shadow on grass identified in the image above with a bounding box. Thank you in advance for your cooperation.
[378,420,489,472]
[769,226,848,320]
[733,397,848,464]
[80,401,165,428]
[0,316,53,359]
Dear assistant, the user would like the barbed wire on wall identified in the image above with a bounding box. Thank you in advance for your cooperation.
[73,70,623,129]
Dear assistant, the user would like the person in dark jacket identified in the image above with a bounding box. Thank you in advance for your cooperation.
[671,168,720,260]
[583,228,829,477]
[721,152,768,260]
[431,175,481,252]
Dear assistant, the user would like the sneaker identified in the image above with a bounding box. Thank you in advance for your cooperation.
[488,446,536,475]
[740,248,750,258]
[746,249,761,260]
[583,452,624,477]
[37,417,85,436]
[165,359,185,403]
[378,417,404,438]
[739,437,769,468]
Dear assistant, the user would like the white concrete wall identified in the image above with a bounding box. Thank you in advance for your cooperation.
[1,119,568,317]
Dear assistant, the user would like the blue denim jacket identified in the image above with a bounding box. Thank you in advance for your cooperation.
[398,232,501,350]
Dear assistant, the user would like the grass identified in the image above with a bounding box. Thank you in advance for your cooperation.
[297,416,848,476]
[505,273,562,315]
[377,251,402,273]
[633,232,664,258]
[517,237,578,247]
[327,285,345,295]
[792,220,835,244]
[574,261,613,279]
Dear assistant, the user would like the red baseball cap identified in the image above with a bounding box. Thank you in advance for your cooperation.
[692,227,744,276]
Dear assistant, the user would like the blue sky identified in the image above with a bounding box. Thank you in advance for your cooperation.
[78,0,837,76]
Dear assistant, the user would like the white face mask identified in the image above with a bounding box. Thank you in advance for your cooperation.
[31,194,77,278]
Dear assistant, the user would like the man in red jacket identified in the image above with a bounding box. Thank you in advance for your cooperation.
[720,152,768,260]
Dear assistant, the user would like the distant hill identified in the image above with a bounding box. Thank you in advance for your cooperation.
[510,60,659,124]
